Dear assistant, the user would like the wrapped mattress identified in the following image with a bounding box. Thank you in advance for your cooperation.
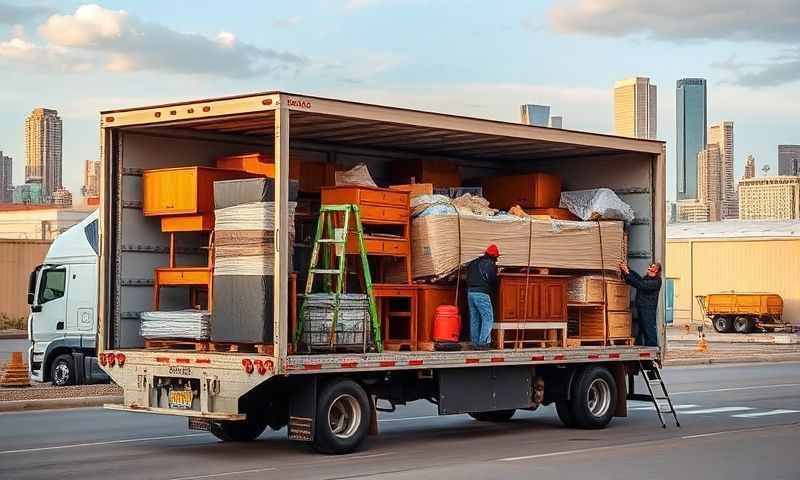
[140,310,210,340]
[411,214,625,279]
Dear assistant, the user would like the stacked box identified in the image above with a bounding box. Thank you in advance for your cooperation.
[140,310,210,340]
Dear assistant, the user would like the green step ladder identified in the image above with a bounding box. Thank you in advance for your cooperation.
[294,204,382,352]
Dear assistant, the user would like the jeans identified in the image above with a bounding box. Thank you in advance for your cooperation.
[636,305,659,347]
[468,291,494,346]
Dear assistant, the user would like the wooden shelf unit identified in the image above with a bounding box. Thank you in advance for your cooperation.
[372,284,418,351]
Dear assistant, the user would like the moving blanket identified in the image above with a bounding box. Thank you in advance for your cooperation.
[140,310,210,340]
[411,215,625,279]
[213,177,299,209]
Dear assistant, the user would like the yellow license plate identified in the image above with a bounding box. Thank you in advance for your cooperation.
[168,389,194,409]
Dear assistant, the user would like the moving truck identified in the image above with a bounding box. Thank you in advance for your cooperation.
[27,210,108,386]
[98,92,668,453]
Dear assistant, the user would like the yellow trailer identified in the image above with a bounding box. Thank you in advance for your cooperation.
[697,293,785,333]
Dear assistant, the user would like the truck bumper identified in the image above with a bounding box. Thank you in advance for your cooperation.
[104,403,245,421]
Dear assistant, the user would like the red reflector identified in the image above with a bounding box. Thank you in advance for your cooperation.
[378,361,396,367]
[640,352,651,358]
[609,353,621,359]
[106,353,116,367]
[242,359,254,374]
[195,358,211,364]
[254,359,267,375]
[104,116,114,123]
[408,360,423,366]
[531,355,545,361]
[340,362,358,369]
[588,354,600,359]
[553,355,565,361]
[115,353,126,367]
[490,357,504,363]
[465,358,480,364]
[303,364,322,370]
[99,353,107,366]
[155,357,170,364]
[175,358,191,364]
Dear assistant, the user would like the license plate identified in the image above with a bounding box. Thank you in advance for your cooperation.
[169,389,194,409]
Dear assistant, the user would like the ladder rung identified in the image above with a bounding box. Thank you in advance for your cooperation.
[311,269,342,275]
[318,239,345,244]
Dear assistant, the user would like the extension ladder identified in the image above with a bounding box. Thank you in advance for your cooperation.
[628,360,681,428]
[294,204,382,352]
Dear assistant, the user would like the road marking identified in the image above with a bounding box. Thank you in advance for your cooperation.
[0,433,208,455]
[732,409,800,418]
[680,407,754,415]
[167,467,278,480]
[497,442,639,462]
[629,404,698,411]
[672,383,800,395]
[379,415,441,422]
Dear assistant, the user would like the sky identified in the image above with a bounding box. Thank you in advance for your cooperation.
[0,0,798,201]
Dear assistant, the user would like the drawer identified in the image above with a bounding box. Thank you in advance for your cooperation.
[606,282,631,311]
[161,214,214,232]
[360,188,409,207]
[349,236,409,255]
[156,268,212,285]
[359,205,409,223]
[607,312,632,338]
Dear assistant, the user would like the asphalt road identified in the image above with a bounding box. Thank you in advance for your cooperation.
[1,362,799,480]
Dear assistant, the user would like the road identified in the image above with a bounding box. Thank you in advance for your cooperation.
[1,362,799,480]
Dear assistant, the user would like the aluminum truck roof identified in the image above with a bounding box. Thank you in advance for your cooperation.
[667,220,800,240]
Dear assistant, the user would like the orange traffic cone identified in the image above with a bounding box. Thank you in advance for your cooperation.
[696,325,709,353]
[1,352,31,388]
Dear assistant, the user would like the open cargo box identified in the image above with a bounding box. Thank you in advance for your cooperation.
[99,92,665,357]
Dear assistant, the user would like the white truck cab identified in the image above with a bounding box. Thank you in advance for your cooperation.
[27,210,107,386]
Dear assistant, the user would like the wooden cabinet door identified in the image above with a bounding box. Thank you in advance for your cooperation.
[518,281,540,320]
[498,278,521,321]
[143,169,198,216]
[540,280,567,321]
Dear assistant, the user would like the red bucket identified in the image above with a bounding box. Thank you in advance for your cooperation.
[433,305,460,342]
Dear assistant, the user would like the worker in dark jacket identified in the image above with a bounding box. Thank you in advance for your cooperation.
[467,244,500,349]
[620,262,662,347]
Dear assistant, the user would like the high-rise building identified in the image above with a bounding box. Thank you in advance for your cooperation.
[0,151,11,203]
[25,108,63,203]
[82,160,100,197]
[549,116,563,129]
[613,77,657,139]
[697,144,722,222]
[676,78,707,201]
[676,199,710,223]
[708,121,738,218]
[13,183,43,204]
[520,104,551,127]
[51,187,73,208]
[778,145,800,176]
[738,176,800,220]
[743,154,756,179]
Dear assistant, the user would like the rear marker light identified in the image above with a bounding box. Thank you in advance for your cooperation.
[115,353,126,367]
[254,359,267,375]
[107,353,116,367]
[242,358,254,374]
[99,353,107,366]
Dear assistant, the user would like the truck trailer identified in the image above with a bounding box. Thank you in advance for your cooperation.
[98,92,670,454]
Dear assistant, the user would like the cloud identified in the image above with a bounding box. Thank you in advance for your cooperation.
[0,4,308,78]
[717,49,800,87]
[550,0,800,43]
[0,29,91,72]
[0,2,51,25]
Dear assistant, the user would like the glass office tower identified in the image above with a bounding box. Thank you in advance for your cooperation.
[676,78,707,200]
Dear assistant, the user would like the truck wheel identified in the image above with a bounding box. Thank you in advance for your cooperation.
[50,354,76,386]
[734,316,753,334]
[209,416,268,442]
[713,316,733,333]
[555,401,576,427]
[569,366,617,429]
[313,379,371,454]
[468,409,516,422]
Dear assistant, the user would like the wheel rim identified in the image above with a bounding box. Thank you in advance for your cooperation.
[327,394,361,439]
[735,318,748,331]
[53,362,70,385]
[715,317,727,330]
[587,378,611,417]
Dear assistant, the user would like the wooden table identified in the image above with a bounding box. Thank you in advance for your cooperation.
[372,284,418,351]
[493,322,567,349]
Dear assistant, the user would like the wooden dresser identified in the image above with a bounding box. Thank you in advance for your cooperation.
[496,274,569,322]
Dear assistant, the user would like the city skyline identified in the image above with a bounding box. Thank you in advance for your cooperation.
[0,1,797,200]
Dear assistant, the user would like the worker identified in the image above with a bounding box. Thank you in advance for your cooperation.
[467,244,500,350]
[619,262,662,347]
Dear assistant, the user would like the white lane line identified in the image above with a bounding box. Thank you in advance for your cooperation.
[680,407,754,415]
[0,433,208,455]
[672,383,800,395]
[498,442,640,462]
[732,409,800,418]
[379,415,441,423]
[167,467,277,480]
[629,404,698,411]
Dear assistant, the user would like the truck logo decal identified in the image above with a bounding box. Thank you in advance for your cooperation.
[287,98,312,109]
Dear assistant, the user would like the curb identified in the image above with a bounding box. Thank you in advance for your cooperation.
[0,395,122,413]
[664,354,800,367]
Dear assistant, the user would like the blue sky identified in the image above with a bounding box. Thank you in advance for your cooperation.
[1,0,798,200]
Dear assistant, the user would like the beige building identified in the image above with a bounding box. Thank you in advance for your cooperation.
[24,108,63,202]
[666,221,800,326]
[614,77,657,139]
[82,159,100,197]
[708,121,738,218]
[697,144,722,222]
[738,176,800,220]
[51,187,73,207]
[743,154,755,179]
[676,199,710,223]
[0,205,92,240]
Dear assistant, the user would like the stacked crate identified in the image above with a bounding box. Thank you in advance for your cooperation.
[566,276,633,346]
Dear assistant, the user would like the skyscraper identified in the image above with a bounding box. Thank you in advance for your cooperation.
[708,121,738,218]
[613,77,657,139]
[25,108,63,202]
[697,144,722,222]
[676,78,707,201]
[743,154,756,179]
[778,145,800,176]
[0,151,11,203]
[82,160,100,197]
[739,176,800,220]
[520,104,551,127]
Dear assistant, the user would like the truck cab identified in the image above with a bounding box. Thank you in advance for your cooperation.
[27,210,107,386]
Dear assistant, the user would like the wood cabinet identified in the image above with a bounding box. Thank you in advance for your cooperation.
[482,173,561,210]
[496,274,568,323]
[391,158,461,188]
[607,311,632,338]
[143,166,255,217]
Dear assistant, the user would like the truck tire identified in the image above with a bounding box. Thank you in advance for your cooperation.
[713,315,733,333]
[468,409,516,422]
[555,401,577,427]
[209,416,268,442]
[569,366,617,429]
[50,354,76,386]
[734,316,754,334]
[313,379,371,454]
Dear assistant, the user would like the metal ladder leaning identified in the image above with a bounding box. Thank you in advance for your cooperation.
[628,360,681,428]
[294,204,382,352]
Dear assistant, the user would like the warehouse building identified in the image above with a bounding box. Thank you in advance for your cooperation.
[666,221,800,326]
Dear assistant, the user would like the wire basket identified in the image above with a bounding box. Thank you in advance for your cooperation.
[300,293,372,352]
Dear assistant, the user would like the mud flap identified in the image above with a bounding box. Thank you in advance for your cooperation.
[288,376,317,442]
